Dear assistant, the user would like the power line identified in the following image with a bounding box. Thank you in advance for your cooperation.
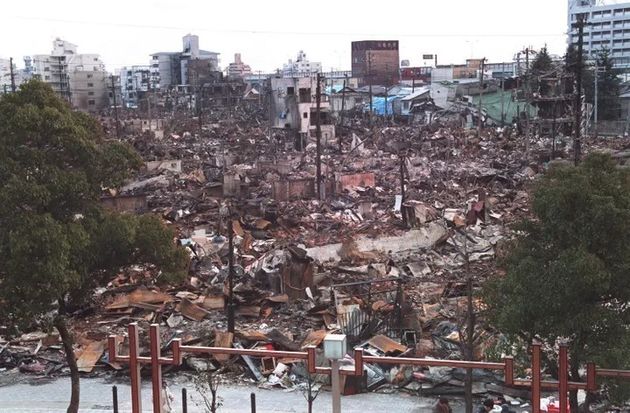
[14,15,567,38]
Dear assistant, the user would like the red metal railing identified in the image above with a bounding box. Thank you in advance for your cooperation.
[106,323,614,413]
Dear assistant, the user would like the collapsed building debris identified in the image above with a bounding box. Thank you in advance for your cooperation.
[5,97,630,405]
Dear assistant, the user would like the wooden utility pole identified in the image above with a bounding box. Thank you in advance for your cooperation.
[524,48,531,155]
[574,14,586,165]
[368,52,373,126]
[9,57,16,92]
[315,73,323,200]
[400,153,407,227]
[384,83,388,118]
[477,58,486,135]
[110,76,120,139]
[147,82,152,126]
[339,77,347,153]
[227,216,235,334]
[500,63,506,126]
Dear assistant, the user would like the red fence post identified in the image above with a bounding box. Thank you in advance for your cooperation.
[307,346,317,374]
[354,348,364,376]
[586,362,597,392]
[532,343,542,413]
[128,323,143,413]
[150,324,163,413]
[559,343,568,413]
[504,356,514,387]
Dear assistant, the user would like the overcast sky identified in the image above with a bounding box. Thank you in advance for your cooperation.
[3,0,569,72]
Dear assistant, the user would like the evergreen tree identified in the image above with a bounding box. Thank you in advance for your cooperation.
[531,46,553,75]
[595,48,621,121]
[484,154,630,412]
[0,81,189,413]
[565,44,594,105]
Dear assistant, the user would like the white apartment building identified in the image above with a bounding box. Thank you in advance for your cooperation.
[568,0,630,69]
[120,65,151,108]
[227,53,252,79]
[281,51,322,77]
[0,58,14,92]
[32,38,108,111]
[151,34,220,91]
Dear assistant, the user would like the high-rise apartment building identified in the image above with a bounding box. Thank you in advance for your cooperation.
[227,53,252,79]
[150,34,219,91]
[32,38,109,112]
[120,66,152,108]
[568,0,630,70]
[281,51,322,77]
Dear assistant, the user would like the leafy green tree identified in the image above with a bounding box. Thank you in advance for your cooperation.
[0,81,189,413]
[595,48,621,121]
[484,153,630,412]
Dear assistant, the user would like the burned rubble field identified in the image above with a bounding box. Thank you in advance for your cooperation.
[3,110,630,399]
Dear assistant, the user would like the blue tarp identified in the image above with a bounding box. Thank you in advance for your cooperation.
[325,85,344,94]
[365,96,398,115]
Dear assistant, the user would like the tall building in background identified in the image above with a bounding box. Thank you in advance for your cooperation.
[351,40,400,86]
[227,53,252,79]
[120,65,151,108]
[32,38,109,112]
[281,51,322,77]
[568,0,630,70]
[0,58,15,92]
[150,34,219,91]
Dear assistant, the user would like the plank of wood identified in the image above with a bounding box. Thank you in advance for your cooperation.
[214,331,234,363]
[300,330,327,349]
[77,341,105,373]
[201,295,225,310]
[177,298,210,321]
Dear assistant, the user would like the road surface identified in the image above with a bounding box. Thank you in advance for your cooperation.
[0,375,466,412]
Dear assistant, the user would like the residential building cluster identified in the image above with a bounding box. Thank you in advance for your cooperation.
[5,0,630,119]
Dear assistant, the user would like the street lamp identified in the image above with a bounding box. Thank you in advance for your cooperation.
[324,334,347,413]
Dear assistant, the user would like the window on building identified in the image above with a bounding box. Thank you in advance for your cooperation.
[93,57,98,62]
[44,75,50,80]
[88,99,96,105]
[44,67,50,71]
[88,91,94,96]
[287,87,295,95]
[87,74,93,79]
[303,112,308,118]
[87,83,94,87]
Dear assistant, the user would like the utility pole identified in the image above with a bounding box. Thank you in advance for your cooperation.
[524,48,531,155]
[400,153,407,227]
[477,58,486,135]
[315,73,323,200]
[384,82,388,118]
[594,64,599,136]
[227,215,235,334]
[552,101,557,159]
[147,82,152,125]
[198,85,203,135]
[368,51,373,126]
[258,71,263,106]
[9,57,16,92]
[268,79,275,151]
[111,76,120,139]
[500,63,506,126]
[574,14,586,165]
[339,77,346,153]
